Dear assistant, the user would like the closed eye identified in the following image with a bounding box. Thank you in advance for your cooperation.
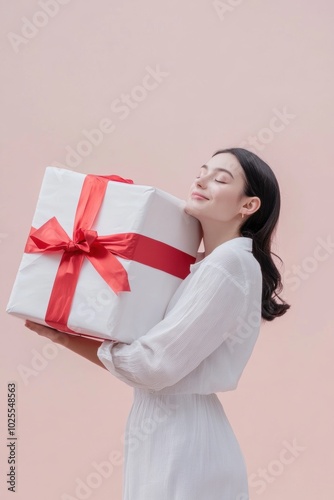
[195,176,227,184]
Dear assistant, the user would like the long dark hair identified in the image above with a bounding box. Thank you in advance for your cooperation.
[212,147,290,322]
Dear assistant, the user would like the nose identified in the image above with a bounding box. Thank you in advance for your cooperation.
[195,174,208,187]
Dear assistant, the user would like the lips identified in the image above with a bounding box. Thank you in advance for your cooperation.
[191,191,208,200]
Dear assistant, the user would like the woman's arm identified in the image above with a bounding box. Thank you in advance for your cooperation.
[24,320,108,370]
[97,260,252,391]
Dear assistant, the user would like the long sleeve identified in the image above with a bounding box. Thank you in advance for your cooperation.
[97,254,250,392]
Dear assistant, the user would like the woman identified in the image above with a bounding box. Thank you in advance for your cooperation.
[25,147,290,500]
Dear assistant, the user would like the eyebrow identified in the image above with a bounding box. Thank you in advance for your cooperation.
[200,164,235,179]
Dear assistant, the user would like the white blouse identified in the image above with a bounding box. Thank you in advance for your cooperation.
[97,236,263,395]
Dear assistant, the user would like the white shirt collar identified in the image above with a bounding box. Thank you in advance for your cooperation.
[190,236,253,270]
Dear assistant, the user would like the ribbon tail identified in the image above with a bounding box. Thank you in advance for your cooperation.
[45,252,85,330]
[88,246,131,293]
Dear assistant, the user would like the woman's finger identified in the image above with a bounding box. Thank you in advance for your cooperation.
[24,320,61,341]
[25,320,49,333]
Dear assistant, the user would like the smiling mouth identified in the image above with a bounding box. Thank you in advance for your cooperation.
[191,193,208,200]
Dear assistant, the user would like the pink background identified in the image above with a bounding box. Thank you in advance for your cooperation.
[1,1,333,499]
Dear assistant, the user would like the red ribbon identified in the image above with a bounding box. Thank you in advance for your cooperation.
[24,173,196,337]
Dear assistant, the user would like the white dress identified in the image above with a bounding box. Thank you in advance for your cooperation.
[97,236,263,500]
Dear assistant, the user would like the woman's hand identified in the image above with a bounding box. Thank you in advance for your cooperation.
[24,320,106,368]
[24,320,70,346]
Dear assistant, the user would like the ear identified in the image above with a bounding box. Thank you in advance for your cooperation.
[243,197,261,216]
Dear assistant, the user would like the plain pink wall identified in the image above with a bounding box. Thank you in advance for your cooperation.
[1,1,333,499]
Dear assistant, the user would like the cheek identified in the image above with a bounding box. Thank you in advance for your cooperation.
[214,189,238,208]
[187,181,196,195]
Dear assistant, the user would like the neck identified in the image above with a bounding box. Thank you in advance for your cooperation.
[201,224,242,258]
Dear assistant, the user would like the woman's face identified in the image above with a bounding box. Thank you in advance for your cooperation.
[184,152,247,224]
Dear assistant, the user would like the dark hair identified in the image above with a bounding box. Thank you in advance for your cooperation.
[212,147,291,322]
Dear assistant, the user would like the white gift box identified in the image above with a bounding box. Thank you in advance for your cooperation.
[6,167,201,343]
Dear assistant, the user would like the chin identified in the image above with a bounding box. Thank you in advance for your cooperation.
[184,205,196,217]
[184,207,202,224]
[184,202,191,215]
